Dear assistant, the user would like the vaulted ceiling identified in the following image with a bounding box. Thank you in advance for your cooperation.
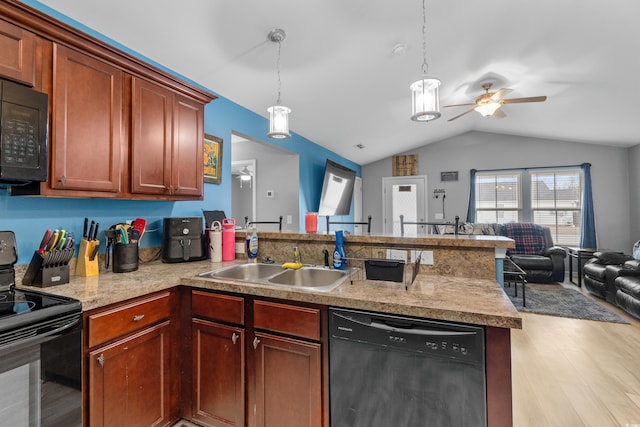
[37,0,640,165]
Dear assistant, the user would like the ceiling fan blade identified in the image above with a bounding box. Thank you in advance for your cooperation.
[447,108,476,122]
[492,108,507,119]
[443,103,476,108]
[501,96,547,104]
[490,88,513,101]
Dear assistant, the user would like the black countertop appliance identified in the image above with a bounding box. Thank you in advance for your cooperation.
[162,217,207,263]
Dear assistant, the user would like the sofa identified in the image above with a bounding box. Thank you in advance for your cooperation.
[583,251,634,304]
[439,221,567,283]
[615,260,640,320]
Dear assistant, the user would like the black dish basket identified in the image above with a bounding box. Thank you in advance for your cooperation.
[364,259,405,283]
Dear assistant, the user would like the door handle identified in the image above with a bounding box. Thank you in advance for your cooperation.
[253,337,260,349]
[232,332,239,345]
[97,353,105,367]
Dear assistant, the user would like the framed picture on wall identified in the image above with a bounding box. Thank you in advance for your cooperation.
[204,134,223,184]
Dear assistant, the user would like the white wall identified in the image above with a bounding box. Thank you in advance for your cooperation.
[363,131,634,253]
[629,145,640,242]
[233,137,300,231]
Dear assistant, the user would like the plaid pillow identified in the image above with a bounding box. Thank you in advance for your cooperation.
[501,223,546,255]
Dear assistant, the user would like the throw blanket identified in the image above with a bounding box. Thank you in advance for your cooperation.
[501,223,546,255]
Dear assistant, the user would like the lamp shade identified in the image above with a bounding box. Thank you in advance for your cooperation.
[410,77,441,122]
[267,105,291,139]
[475,101,501,117]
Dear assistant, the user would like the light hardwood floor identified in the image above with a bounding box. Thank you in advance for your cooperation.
[512,282,640,427]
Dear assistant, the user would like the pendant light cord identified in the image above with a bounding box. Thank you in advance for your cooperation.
[275,40,282,105]
[421,0,428,76]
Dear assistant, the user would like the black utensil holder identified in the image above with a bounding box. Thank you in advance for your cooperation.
[113,242,138,273]
[23,249,73,287]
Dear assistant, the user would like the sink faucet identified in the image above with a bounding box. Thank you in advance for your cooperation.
[293,246,301,263]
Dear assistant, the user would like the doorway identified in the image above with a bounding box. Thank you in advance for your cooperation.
[382,176,428,235]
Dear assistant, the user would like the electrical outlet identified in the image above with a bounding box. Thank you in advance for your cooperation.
[386,249,408,262]
[413,250,433,265]
[286,215,293,224]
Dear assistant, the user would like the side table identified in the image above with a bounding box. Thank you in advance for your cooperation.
[504,257,527,307]
[564,247,598,287]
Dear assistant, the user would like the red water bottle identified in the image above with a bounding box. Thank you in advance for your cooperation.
[222,218,236,261]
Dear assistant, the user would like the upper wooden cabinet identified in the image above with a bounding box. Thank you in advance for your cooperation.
[51,44,122,193]
[131,77,204,197]
[0,18,35,86]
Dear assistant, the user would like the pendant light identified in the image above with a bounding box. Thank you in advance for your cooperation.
[410,0,441,122]
[267,29,291,139]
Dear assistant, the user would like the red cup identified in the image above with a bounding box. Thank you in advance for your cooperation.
[305,212,318,233]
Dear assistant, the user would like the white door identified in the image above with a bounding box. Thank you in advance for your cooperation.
[353,176,363,235]
[382,176,427,235]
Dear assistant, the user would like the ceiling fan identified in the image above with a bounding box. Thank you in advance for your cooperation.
[444,83,547,122]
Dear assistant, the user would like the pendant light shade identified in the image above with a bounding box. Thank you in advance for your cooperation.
[267,29,291,140]
[267,105,291,139]
[410,77,441,121]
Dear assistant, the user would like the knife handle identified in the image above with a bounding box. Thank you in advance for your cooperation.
[83,218,89,239]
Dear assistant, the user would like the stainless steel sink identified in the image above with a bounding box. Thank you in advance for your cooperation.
[199,263,283,281]
[268,267,348,291]
[198,263,349,292]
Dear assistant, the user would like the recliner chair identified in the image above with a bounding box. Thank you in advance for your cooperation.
[501,223,567,283]
[583,252,633,304]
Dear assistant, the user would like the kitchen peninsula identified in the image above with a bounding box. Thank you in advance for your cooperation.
[19,232,519,427]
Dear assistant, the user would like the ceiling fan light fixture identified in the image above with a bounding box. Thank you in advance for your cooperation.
[475,101,501,117]
[410,77,441,121]
[267,29,291,140]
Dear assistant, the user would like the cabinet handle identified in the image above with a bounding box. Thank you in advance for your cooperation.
[133,314,145,321]
[97,353,105,367]
[253,337,260,349]
[58,176,66,186]
[232,333,239,345]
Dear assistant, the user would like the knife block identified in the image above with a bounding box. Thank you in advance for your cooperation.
[76,239,99,277]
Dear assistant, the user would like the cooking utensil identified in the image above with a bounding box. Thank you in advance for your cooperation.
[132,218,146,239]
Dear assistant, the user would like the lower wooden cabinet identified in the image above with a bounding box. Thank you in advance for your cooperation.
[88,321,172,427]
[192,319,245,427]
[190,290,326,427]
[253,332,322,427]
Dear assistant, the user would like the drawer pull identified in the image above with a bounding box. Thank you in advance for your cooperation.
[97,353,105,367]
[133,314,145,321]
[253,337,260,349]
[232,333,239,345]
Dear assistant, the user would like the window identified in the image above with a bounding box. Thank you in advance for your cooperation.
[475,172,522,224]
[473,167,582,246]
[531,170,581,246]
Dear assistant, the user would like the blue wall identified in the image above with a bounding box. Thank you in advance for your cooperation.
[2,1,360,264]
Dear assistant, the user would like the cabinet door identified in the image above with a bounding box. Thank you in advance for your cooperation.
[172,94,203,197]
[52,44,122,193]
[89,321,171,427]
[192,319,245,427]
[253,332,322,427]
[131,77,172,195]
[0,19,35,86]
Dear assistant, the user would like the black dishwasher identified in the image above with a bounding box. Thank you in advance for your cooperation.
[329,308,487,427]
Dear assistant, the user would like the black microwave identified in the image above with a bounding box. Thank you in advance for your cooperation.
[0,79,48,184]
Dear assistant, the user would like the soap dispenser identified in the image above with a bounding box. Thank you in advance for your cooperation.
[246,227,258,263]
[333,230,347,270]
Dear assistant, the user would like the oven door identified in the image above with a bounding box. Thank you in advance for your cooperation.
[0,315,82,427]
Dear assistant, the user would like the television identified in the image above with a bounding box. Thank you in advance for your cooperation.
[318,159,356,216]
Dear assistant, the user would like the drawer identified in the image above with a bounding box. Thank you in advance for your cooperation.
[192,290,244,325]
[88,292,171,348]
[253,300,320,341]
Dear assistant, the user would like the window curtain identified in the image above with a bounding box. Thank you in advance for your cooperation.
[580,163,597,248]
[466,169,477,223]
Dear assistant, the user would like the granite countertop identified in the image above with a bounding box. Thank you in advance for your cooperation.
[18,259,521,329]
[238,230,515,249]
